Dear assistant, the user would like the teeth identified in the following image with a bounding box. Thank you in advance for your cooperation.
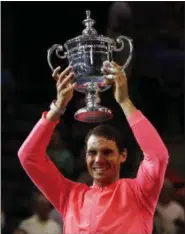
[94,168,107,171]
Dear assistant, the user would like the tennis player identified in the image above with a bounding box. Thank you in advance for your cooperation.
[18,61,169,234]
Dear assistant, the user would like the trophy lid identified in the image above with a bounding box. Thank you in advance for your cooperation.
[64,10,114,48]
[82,10,98,36]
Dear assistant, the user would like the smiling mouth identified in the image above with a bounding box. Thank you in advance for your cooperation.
[93,167,109,172]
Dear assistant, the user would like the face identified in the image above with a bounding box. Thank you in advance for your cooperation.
[35,194,51,220]
[86,135,127,186]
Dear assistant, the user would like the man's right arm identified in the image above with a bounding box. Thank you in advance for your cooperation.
[18,111,76,215]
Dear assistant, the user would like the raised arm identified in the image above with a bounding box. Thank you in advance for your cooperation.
[121,100,169,212]
[103,61,169,214]
[18,66,76,214]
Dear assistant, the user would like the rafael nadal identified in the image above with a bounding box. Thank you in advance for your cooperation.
[18,61,169,234]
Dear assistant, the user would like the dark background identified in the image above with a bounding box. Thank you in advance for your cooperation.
[1,1,184,233]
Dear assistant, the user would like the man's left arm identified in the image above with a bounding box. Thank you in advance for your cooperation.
[103,62,169,212]
[120,99,169,213]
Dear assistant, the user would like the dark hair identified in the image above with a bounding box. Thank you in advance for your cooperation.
[31,191,41,209]
[85,124,125,153]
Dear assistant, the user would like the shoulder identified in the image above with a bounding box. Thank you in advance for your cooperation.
[64,182,89,209]
[20,215,37,226]
[119,178,138,190]
[48,219,62,231]
[72,182,89,192]
[68,182,89,200]
[117,178,140,198]
[170,201,184,214]
[118,178,145,203]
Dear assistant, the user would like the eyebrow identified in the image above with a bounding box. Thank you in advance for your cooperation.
[87,147,114,152]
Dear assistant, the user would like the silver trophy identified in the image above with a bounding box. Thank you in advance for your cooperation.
[47,10,133,123]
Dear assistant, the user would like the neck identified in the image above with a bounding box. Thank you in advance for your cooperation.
[159,200,171,206]
[36,214,48,222]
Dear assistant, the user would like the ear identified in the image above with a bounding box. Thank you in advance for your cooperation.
[120,148,127,163]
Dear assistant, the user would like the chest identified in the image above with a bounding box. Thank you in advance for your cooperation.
[64,185,140,233]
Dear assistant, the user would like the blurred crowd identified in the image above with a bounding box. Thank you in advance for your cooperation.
[1,2,184,234]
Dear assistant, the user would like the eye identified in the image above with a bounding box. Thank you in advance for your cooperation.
[103,149,113,156]
[88,150,97,156]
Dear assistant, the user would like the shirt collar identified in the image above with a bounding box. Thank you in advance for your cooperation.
[90,179,120,191]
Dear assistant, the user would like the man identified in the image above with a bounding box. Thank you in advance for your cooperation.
[156,179,184,234]
[49,208,63,230]
[47,129,75,178]
[18,61,169,233]
[19,192,61,234]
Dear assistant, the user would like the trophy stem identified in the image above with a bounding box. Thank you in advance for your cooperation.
[85,90,98,110]
[74,84,113,123]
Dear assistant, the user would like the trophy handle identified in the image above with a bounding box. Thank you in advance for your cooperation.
[47,44,67,71]
[113,35,133,70]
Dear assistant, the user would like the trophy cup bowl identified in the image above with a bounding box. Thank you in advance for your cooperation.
[47,10,133,123]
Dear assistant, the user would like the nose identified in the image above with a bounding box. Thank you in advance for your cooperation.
[94,153,105,163]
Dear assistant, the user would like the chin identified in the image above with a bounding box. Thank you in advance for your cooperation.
[93,172,112,183]
[94,174,107,180]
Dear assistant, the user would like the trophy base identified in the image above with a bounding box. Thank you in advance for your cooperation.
[74,106,113,123]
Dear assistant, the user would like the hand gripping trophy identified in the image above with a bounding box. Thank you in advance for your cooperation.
[47,10,133,123]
